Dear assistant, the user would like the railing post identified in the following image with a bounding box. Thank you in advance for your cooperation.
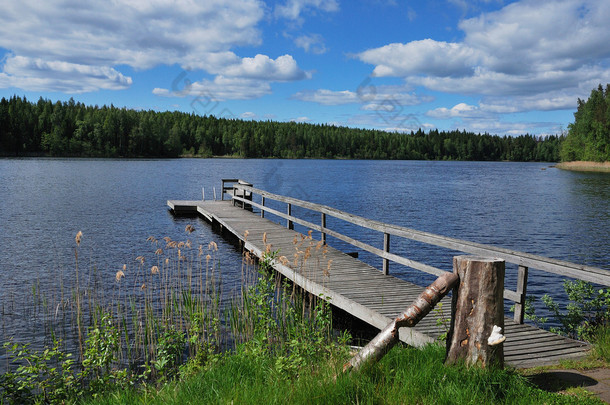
[383,233,390,275]
[321,213,326,244]
[513,265,529,324]
[261,196,265,218]
[287,203,293,230]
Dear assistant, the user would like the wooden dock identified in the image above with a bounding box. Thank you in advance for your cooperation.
[168,195,594,369]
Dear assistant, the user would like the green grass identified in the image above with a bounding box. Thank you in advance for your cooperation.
[3,230,608,404]
[86,344,603,405]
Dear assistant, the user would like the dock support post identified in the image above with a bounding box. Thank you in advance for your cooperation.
[383,233,390,275]
[321,213,326,244]
[513,265,529,324]
[287,203,293,230]
[261,196,265,218]
[446,256,505,369]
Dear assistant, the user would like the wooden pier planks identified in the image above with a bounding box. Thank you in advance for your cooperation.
[167,199,590,368]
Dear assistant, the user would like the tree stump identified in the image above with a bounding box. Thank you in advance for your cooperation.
[445,255,505,368]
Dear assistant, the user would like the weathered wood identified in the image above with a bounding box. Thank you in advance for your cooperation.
[261,196,265,218]
[446,256,505,369]
[383,233,390,275]
[233,184,610,286]
[167,199,591,367]
[345,272,459,372]
[321,213,326,244]
[287,203,293,229]
[513,265,529,324]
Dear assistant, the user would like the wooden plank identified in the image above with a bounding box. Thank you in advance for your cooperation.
[232,186,610,285]
[167,199,592,368]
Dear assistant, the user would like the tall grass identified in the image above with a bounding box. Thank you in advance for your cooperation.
[1,225,234,399]
[1,227,344,402]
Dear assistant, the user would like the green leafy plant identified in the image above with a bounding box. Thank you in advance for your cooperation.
[0,339,77,404]
[510,296,548,328]
[154,326,186,380]
[542,280,609,341]
[433,302,451,342]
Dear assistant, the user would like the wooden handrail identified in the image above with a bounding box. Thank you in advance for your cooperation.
[233,184,609,284]
[229,182,610,323]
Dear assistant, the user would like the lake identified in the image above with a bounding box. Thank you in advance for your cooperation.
[0,158,608,359]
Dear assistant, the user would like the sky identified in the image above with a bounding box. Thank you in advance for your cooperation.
[1,0,610,136]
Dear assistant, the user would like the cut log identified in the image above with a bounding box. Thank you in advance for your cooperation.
[445,255,505,368]
[344,271,459,372]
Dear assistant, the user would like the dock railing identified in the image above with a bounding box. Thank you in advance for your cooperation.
[221,178,253,210]
[227,181,610,324]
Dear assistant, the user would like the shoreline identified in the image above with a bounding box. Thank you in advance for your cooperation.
[555,161,610,173]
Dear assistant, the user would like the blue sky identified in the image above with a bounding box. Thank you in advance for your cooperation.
[1,0,609,136]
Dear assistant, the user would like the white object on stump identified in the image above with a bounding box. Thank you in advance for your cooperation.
[445,255,505,369]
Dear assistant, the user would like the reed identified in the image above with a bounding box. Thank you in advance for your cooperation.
[1,228,343,402]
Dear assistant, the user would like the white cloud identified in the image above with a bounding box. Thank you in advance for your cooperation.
[358,40,481,78]
[241,112,257,119]
[294,34,328,54]
[427,103,484,119]
[356,0,610,112]
[0,55,132,93]
[406,7,417,22]
[0,0,308,95]
[293,84,433,110]
[291,116,311,122]
[457,118,557,136]
[275,0,339,20]
[222,54,310,81]
[154,76,272,101]
[293,89,360,105]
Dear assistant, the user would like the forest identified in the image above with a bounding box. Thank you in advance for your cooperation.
[0,95,562,161]
[561,84,610,162]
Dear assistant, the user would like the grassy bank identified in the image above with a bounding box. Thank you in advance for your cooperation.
[86,343,605,405]
[556,161,610,173]
[2,230,607,404]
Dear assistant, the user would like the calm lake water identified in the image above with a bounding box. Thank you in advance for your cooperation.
[0,158,608,356]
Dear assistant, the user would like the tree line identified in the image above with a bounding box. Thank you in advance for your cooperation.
[0,95,562,161]
[561,84,610,162]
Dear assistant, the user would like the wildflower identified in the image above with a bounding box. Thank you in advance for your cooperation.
[136,256,145,265]
[75,231,83,247]
[116,270,125,282]
[155,248,163,255]
[185,224,195,234]
[208,241,218,251]
[151,266,159,275]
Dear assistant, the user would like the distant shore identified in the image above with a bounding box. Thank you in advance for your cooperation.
[556,161,610,173]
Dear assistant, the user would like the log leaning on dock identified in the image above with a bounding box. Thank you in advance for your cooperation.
[344,272,459,372]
